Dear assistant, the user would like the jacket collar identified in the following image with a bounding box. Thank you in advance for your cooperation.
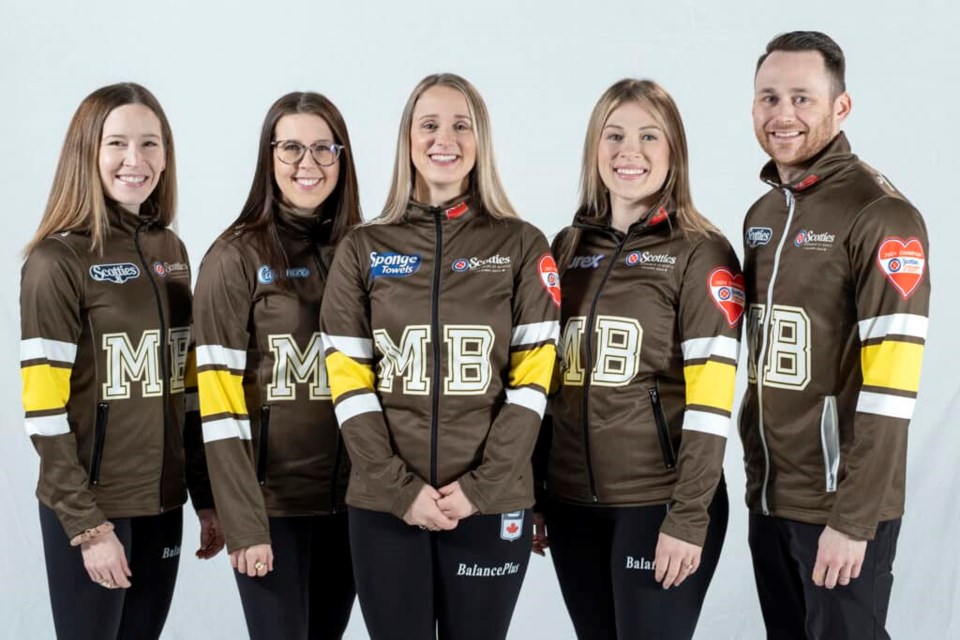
[405,193,475,223]
[759,132,858,192]
[573,205,673,238]
[105,202,160,235]
[275,202,330,244]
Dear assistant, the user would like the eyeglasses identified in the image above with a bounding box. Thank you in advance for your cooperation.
[271,140,344,166]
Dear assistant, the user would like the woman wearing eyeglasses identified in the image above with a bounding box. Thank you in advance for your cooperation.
[193,91,362,640]
[320,73,559,640]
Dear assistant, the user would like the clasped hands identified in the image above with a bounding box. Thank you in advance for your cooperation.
[402,481,477,531]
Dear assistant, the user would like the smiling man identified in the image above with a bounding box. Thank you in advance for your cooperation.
[739,31,931,639]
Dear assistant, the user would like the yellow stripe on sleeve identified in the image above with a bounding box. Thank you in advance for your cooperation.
[684,360,736,412]
[861,340,924,393]
[509,343,557,390]
[21,364,72,412]
[325,351,377,403]
[197,369,247,418]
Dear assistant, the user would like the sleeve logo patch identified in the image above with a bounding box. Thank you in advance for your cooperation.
[877,237,925,299]
[708,268,746,327]
[537,253,561,307]
[369,252,422,279]
[500,511,524,542]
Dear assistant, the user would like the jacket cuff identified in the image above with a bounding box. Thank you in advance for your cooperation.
[188,486,215,512]
[457,474,488,515]
[659,512,708,548]
[225,530,272,554]
[389,478,427,520]
[69,521,114,547]
[826,514,875,541]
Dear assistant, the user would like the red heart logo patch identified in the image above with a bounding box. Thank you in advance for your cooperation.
[877,237,925,299]
[538,253,561,308]
[708,268,746,327]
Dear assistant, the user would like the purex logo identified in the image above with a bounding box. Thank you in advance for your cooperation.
[568,255,605,269]
[90,263,140,284]
[746,227,773,248]
[370,252,422,279]
[451,254,511,273]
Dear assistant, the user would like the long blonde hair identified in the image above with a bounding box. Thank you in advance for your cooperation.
[377,73,517,223]
[25,83,177,255]
[557,79,718,271]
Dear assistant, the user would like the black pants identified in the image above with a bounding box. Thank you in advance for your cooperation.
[748,514,901,640]
[235,512,356,640]
[547,480,728,640]
[349,507,532,640]
[39,503,183,640]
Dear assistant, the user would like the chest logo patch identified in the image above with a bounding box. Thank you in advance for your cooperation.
[877,237,925,299]
[451,255,512,273]
[89,263,140,284]
[746,227,773,248]
[537,253,561,307]
[369,252,422,279]
[708,268,746,327]
[568,255,605,269]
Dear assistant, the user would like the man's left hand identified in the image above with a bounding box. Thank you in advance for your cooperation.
[812,525,866,589]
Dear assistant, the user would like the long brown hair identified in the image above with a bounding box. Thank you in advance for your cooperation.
[556,79,718,272]
[26,83,177,255]
[377,73,517,223]
[222,91,362,271]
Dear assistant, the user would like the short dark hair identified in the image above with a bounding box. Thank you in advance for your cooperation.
[757,31,846,96]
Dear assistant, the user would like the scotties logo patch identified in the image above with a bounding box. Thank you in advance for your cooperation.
[877,237,925,299]
[708,268,746,327]
[537,254,561,307]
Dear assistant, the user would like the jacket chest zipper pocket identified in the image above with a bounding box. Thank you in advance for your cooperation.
[89,403,109,486]
[257,405,271,486]
[820,395,840,493]
[648,387,676,470]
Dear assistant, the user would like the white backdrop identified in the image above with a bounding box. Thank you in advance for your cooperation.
[2,1,958,638]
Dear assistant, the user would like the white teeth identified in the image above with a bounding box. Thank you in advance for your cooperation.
[772,131,801,138]
[431,154,457,162]
[295,178,320,186]
[117,175,147,185]
[615,168,646,176]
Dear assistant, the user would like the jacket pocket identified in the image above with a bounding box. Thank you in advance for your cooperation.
[89,403,109,486]
[648,387,676,470]
[256,405,271,485]
[820,395,840,493]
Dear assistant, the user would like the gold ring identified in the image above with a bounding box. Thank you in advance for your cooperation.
[254,561,265,571]
[99,579,113,588]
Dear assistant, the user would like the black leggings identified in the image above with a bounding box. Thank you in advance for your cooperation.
[349,507,532,640]
[547,480,728,640]
[234,512,356,640]
[39,503,183,640]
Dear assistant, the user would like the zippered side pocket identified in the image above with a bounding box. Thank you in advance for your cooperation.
[820,395,840,493]
[89,403,109,486]
[257,405,271,486]
[648,387,677,470]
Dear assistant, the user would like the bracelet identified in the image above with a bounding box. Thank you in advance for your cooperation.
[69,521,115,547]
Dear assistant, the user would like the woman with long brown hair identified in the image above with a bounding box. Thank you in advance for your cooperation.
[20,82,221,640]
[192,91,361,639]
[320,73,559,639]
[535,78,742,639]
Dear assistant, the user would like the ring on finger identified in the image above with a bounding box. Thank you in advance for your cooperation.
[254,561,265,571]
[99,579,114,588]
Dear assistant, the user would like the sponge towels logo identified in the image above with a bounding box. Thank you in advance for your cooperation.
[877,236,925,299]
[708,267,746,327]
[369,252,422,279]
[538,253,561,307]
[90,263,140,284]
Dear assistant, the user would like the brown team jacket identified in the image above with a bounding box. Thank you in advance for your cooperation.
[321,197,560,518]
[740,133,930,540]
[193,208,349,552]
[20,206,209,540]
[545,210,743,546]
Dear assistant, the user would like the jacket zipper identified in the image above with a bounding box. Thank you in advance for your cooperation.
[580,231,628,502]
[135,222,170,512]
[312,248,341,513]
[430,208,443,487]
[89,402,110,485]
[648,386,676,470]
[754,188,796,515]
[256,405,270,485]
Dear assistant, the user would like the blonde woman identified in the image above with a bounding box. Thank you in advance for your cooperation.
[20,83,220,640]
[320,73,559,640]
[536,79,741,639]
